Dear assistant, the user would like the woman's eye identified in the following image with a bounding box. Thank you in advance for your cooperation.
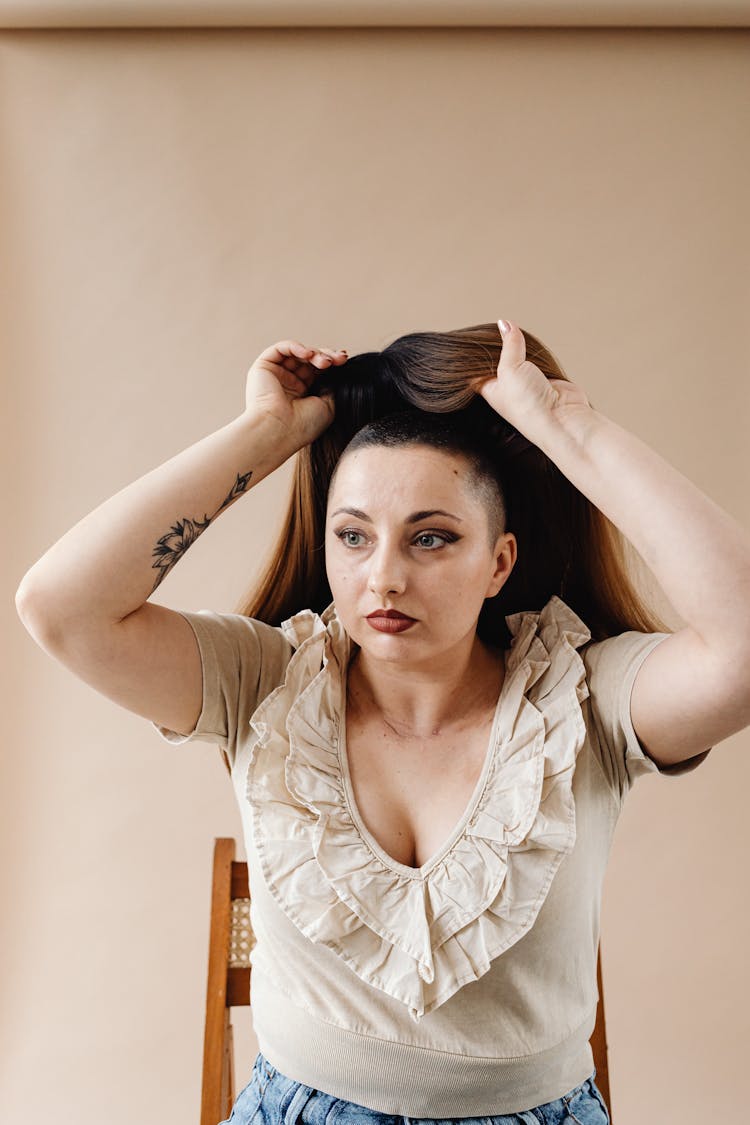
[414,533,453,549]
[337,529,366,547]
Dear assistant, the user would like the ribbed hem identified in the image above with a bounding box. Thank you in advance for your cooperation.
[251,976,597,1117]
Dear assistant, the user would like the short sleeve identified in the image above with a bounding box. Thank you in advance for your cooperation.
[149,609,293,770]
[582,629,712,804]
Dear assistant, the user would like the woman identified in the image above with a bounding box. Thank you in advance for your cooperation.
[15,319,750,1124]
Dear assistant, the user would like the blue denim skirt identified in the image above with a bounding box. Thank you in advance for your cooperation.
[218,1049,611,1125]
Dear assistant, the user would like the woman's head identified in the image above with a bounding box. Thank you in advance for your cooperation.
[324,412,518,666]
[236,319,668,651]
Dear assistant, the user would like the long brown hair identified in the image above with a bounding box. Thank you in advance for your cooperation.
[219,322,669,776]
[235,320,668,641]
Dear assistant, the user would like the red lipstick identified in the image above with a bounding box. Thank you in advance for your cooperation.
[366,609,417,634]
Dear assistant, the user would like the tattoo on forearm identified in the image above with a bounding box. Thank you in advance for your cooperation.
[149,471,253,593]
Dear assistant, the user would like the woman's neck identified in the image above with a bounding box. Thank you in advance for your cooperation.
[346,637,506,740]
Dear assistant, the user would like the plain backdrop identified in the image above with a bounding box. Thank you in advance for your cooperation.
[2,15,749,1125]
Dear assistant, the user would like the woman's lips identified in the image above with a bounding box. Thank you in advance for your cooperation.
[366,614,417,634]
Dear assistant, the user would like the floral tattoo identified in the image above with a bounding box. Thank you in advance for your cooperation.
[149,471,253,593]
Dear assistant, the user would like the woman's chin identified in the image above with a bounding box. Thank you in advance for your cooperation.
[351,630,439,667]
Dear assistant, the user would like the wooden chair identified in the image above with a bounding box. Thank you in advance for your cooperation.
[200,837,614,1125]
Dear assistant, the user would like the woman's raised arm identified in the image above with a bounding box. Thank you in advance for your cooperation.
[14,340,347,734]
[480,319,750,768]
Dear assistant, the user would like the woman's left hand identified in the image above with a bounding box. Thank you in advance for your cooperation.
[475,319,592,436]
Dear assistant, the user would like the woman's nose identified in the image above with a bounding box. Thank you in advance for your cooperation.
[367,544,407,598]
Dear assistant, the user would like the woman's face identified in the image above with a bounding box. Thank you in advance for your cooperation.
[324,444,516,666]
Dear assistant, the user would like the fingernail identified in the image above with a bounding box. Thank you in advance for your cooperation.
[498,319,510,334]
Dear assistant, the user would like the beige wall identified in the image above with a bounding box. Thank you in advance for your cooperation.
[2,22,748,1125]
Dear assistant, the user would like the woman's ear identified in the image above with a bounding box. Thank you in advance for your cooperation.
[485,533,517,598]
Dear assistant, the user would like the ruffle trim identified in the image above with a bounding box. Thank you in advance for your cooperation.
[245,595,592,1022]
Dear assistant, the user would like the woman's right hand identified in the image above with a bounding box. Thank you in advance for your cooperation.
[244,339,349,450]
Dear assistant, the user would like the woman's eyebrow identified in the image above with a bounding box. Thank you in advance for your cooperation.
[330,507,463,523]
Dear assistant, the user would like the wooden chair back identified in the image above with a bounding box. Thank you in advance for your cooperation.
[200,837,613,1124]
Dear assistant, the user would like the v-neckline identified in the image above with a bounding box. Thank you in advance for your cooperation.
[337,648,512,880]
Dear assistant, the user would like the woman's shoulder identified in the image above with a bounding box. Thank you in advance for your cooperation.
[174,606,295,657]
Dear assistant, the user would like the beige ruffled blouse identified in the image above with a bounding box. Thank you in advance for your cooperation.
[152,591,711,1115]
[245,594,597,1023]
